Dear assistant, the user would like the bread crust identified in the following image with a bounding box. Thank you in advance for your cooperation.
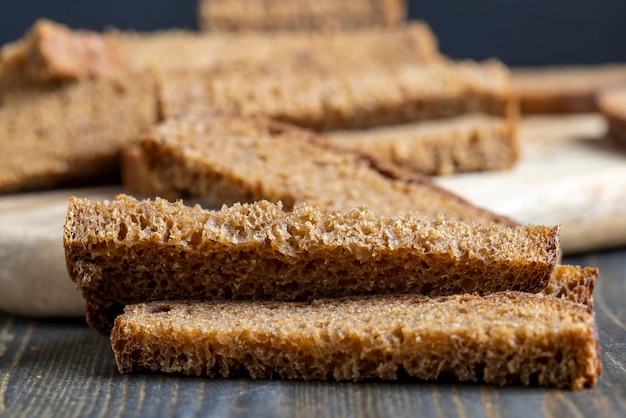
[541,265,598,312]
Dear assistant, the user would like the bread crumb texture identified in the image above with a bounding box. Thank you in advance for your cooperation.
[111,293,601,389]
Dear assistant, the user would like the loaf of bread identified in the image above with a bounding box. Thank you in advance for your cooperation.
[326,114,518,175]
[122,112,516,226]
[110,292,601,389]
[597,88,626,145]
[513,64,626,113]
[198,0,407,32]
[64,195,559,334]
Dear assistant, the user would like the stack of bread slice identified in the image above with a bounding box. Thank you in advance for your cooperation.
[1,17,516,193]
[64,195,600,389]
[64,111,601,389]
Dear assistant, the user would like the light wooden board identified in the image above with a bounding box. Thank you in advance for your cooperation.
[436,114,626,254]
[0,187,123,317]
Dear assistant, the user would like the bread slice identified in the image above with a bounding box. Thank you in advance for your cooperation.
[122,112,516,226]
[198,0,407,32]
[110,292,601,389]
[114,20,440,75]
[64,195,560,334]
[542,265,598,312]
[513,64,626,114]
[597,88,626,145]
[7,19,439,86]
[158,58,514,131]
[0,18,124,87]
[0,20,158,193]
[0,75,157,194]
[326,114,519,175]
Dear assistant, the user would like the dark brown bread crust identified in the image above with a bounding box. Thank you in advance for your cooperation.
[111,292,601,389]
[123,112,517,227]
[65,195,560,334]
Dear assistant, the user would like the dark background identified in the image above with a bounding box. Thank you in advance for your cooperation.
[1,0,625,66]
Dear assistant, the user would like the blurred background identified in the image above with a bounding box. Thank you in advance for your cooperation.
[0,0,625,66]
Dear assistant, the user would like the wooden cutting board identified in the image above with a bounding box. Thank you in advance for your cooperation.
[435,114,626,254]
[0,114,624,316]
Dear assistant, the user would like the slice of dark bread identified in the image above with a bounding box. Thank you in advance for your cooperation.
[122,111,517,227]
[111,292,601,389]
[158,58,514,131]
[198,0,407,32]
[541,265,598,312]
[325,114,518,175]
[64,195,560,334]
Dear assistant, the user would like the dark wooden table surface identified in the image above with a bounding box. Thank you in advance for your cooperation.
[0,249,624,418]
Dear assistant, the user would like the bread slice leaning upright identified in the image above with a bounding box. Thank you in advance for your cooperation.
[64,195,560,334]
[110,292,601,390]
[122,111,516,227]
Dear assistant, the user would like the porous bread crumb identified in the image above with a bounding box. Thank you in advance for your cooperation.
[111,292,601,390]
[542,265,598,312]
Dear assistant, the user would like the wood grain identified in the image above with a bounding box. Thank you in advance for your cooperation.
[0,249,624,417]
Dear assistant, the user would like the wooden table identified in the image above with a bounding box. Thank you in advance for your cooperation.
[1,249,624,418]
